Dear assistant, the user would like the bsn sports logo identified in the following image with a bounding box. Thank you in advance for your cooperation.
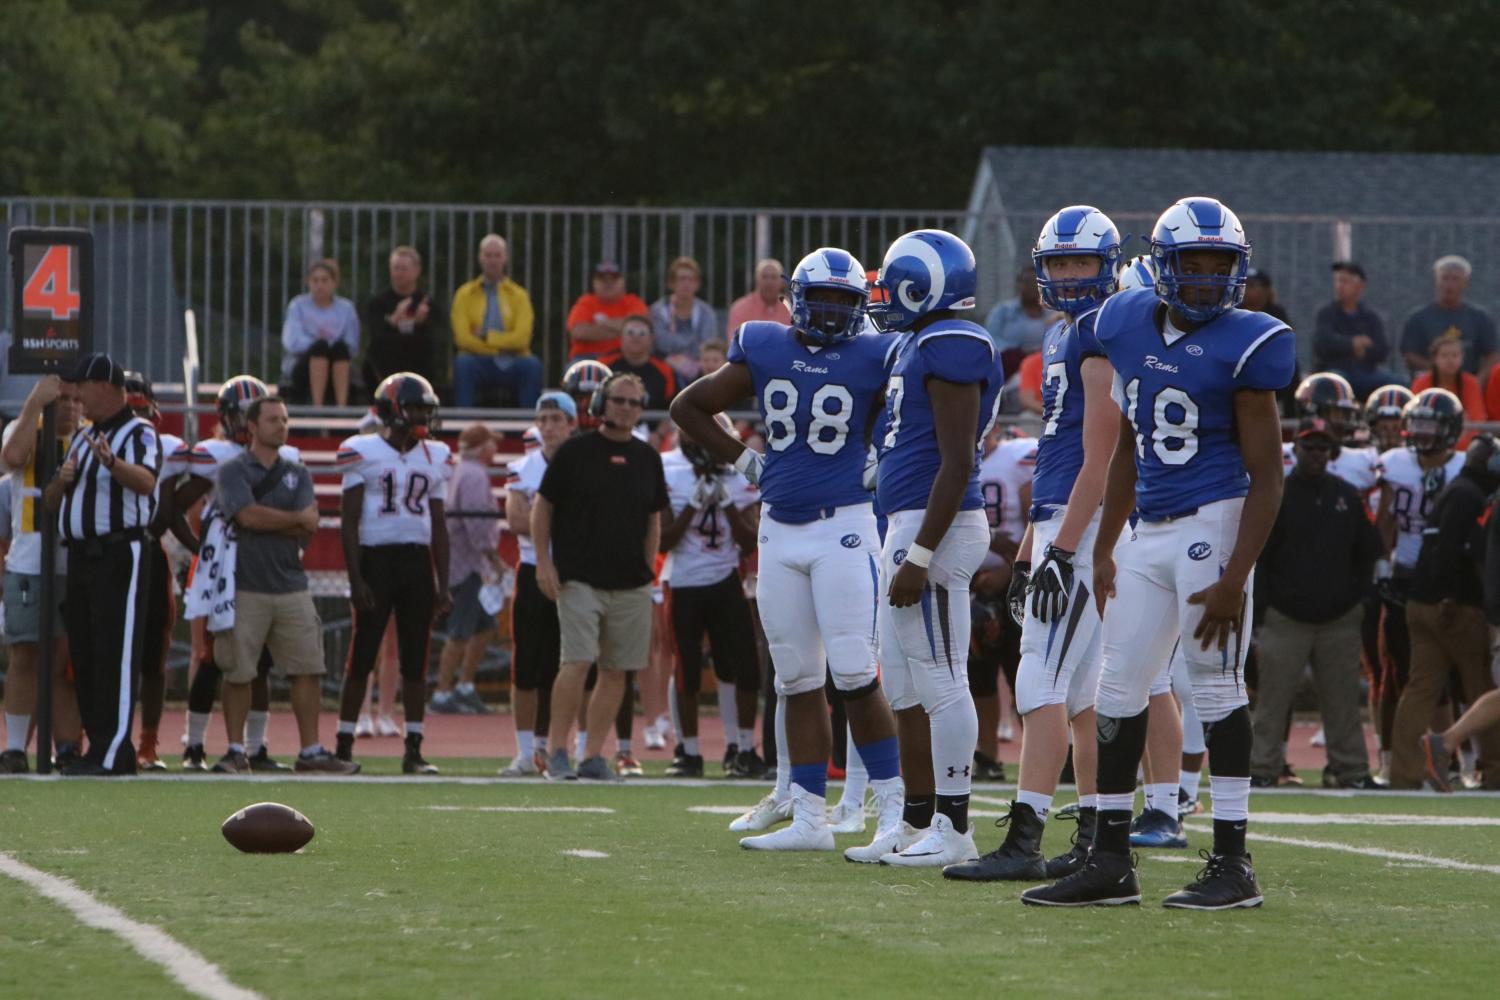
[1188,541,1212,561]
[840,533,861,549]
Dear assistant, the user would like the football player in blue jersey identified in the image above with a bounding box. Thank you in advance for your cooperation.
[1022,197,1295,909]
[671,248,906,854]
[945,206,1122,882]
[864,229,1004,867]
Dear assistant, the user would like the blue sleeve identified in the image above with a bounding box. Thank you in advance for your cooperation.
[727,324,750,365]
[918,332,995,384]
[1076,312,1104,358]
[217,459,253,521]
[1234,328,1297,391]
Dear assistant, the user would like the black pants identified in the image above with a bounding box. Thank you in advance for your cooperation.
[65,536,151,773]
[512,563,559,735]
[670,572,758,696]
[140,541,174,680]
[348,544,435,682]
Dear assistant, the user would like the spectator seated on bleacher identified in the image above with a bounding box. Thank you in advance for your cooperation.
[1413,337,1487,430]
[1400,255,1498,378]
[723,258,789,342]
[649,256,718,381]
[281,259,360,407]
[451,234,540,409]
[599,316,677,411]
[567,261,649,363]
[364,245,449,403]
[1313,261,1397,400]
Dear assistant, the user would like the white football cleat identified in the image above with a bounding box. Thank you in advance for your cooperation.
[740,789,833,852]
[844,782,915,863]
[828,796,869,835]
[880,813,978,867]
[497,755,540,777]
[728,792,793,833]
[642,722,667,751]
[354,715,374,738]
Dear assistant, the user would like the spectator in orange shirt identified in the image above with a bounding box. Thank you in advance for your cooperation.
[600,316,678,411]
[1415,337,1486,439]
[1016,350,1045,415]
[724,259,789,341]
[567,261,649,360]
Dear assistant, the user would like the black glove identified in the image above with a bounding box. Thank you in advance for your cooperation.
[1375,576,1406,607]
[1029,544,1076,624]
[1007,560,1031,626]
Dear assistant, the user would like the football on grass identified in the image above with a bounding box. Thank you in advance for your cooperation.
[222,802,315,854]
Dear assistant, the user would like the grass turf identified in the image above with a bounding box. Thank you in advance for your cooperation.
[2,774,1497,998]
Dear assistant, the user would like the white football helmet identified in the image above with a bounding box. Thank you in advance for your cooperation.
[1031,206,1123,315]
[1150,197,1251,322]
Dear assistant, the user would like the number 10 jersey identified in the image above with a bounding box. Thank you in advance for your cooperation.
[337,433,454,546]
[728,321,893,524]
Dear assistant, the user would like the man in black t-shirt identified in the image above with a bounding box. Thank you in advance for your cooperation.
[533,372,668,780]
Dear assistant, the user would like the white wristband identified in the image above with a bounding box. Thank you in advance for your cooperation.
[905,543,934,569]
[733,448,758,475]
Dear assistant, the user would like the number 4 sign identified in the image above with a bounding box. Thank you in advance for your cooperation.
[7,226,94,375]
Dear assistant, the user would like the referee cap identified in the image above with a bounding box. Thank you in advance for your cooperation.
[60,352,125,387]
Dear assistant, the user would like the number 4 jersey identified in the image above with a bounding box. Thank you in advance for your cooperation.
[1095,287,1296,520]
[729,321,893,523]
[337,433,454,546]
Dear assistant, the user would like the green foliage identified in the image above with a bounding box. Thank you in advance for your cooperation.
[3,0,1499,206]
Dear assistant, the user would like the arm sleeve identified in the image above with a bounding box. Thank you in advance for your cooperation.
[918,332,995,384]
[1075,312,1105,359]
[293,466,316,510]
[131,426,161,474]
[336,439,366,492]
[566,297,592,332]
[1233,327,1297,391]
[281,298,314,356]
[1477,311,1498,356]
[1399,312,1424,356]
[217,460,253,521]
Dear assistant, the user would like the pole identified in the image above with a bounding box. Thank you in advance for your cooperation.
[35,398,58,774]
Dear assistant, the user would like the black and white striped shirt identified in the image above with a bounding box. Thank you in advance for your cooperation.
[57,406,161,542]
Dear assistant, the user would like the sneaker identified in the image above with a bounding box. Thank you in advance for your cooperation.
[403,735,438,775]
[741,789,834,851]
[376,715,402,737]
[1322,770,1386,790]
[1278,763,1304,787]
[334,733,355,763]
[1161,851,1264,910]
[355,715,375,738]
[1178,787,1203,819]
[972,751,1007,782]
[545,748,577,781]
[1249,773,1279,789]
[498,755,541,777]
[732,748,768,779]
[212,750,250,774]
[1022,850,1141,907]
[295,750,361,775]
[248,747,292,773]
[136,732,166,772]
[182,743,209,771]
[828,796,868,835]
[942,801,1047,882]
[1310,727,1326,747]
[1044,807,1097,879]
[881,813,979,868]
[1421,732,1452,793]
[1129,808,1188,849]
[613,751,643,778]
[665,753,704,777]
[579,755,624,782]
[456,688,491,714]
[722,744,739,775]
[728,792,792,832]
[429,692,462,715]
[0,749,29,774]
[642,721,667,751]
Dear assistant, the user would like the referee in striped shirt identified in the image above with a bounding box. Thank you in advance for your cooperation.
[42,353,161,776]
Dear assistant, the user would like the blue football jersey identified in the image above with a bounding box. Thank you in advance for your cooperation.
[1094,288,1296,520]
[728,321,892,523]
[877,318,1005,515]
[1030,310,1106,510]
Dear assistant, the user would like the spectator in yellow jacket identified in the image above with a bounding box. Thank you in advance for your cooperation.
[451,234,541,407]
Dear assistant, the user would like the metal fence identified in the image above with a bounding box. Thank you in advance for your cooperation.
[5,197,1500,388]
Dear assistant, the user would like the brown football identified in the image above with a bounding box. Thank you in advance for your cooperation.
[221,802,315,854]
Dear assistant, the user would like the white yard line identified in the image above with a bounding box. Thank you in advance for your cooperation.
[561,849,610,859]
[423,805,615,813]
[1182,824,1500,875]
[0,852,264,1000]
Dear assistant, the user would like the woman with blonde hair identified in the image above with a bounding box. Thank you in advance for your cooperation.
[281,259,359,406]
[649,256,718,379]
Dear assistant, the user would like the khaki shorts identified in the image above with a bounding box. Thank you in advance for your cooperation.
[214,590,325,684]
[3,572,66,644]
[558,581,651,671]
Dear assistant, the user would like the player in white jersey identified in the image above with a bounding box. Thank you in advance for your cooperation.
[978,431,1036,543]
[335,373,454,773]
[498,391,578,776]
[1371,387,1466,780]
[659,416,761,777]
[171,375,302,771]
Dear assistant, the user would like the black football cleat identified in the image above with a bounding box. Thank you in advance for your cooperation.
[334,733,356,763]
[181,743,209,771]
[0,749,29,774]
[1021,850,1141,907]
[732,748,768,779]
[943,801,1047,881]
[1044,806,1097,879]
[723,744,739,775]
[248,747,292,773]
[402,734,438,775]
[972,751,1007,782]
[665,753,704,777]
[1161,851,1263,910]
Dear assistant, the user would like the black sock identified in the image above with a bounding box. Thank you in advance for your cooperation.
[1213,818,1248,858]
[1204,705,1253,778]
[1095,809,1133,854]
[405,733,423,755]
[903,796,934,829]
[187,660,222,714]
[936,793,969,834]
[1095,707,1151,792]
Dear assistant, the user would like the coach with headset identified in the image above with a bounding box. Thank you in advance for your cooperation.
[532,370,668,781]
[42,353,161,776]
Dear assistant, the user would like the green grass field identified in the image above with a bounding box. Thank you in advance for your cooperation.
[3,769,1498,999]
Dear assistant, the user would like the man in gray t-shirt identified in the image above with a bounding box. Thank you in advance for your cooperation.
[211,396,356,774]
[1399,255,1498,376]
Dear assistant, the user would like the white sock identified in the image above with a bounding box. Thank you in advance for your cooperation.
[575,732,588,760]
[227,742,245,754]
[739,727,756,748]
[1017,788,1053,819]
[1179,768,1203,801]
[1078,793,1099,810]
[930,692,979,797]
[668,681,682,741]
[618,738,633,756]
[406,721,423,736]
[1146,782,1177,816]
[1098,791,1136,813]
[246,710,269,753]
[774,695,790,801]
[684,736,701,756]
[716,681,737,745]
[1209,775,1251,823]
[338,720,356,735]
[840,728,868,807]
[186,710,210,746]
[535,735,548,753]
[5,714,30,752]
[432,690,451,703]
[300,743,324,756]
[457,681,475,695]
[517,730,535,760]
